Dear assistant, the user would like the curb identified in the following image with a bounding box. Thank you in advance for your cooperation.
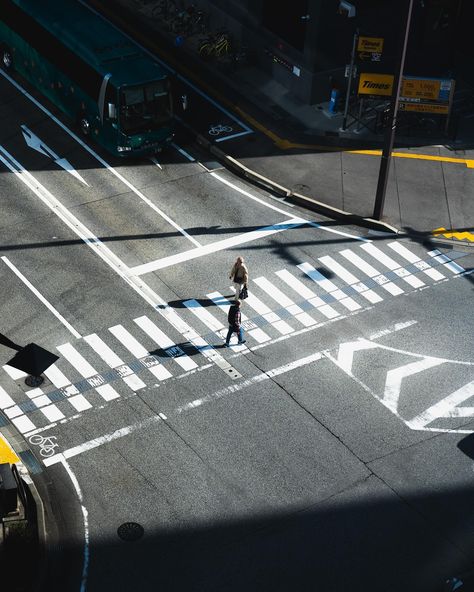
[0,423,48,592]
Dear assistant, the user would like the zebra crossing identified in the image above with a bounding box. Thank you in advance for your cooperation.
[0,241,467,435]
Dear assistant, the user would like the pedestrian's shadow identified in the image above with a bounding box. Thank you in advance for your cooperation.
[165,296,234,308]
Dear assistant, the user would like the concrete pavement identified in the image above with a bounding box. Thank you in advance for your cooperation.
[90,0,474,246]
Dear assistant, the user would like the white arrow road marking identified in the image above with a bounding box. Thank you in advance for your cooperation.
[407,380,474,430]
[21,124,89,186]
[382,357,445,413]
[336,338,379,373]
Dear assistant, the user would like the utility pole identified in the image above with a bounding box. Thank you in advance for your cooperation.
[341,29,358,132]
[372,0,414,220]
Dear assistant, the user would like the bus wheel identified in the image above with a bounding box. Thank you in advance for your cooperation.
[1,46,13,70]
[79,116,91,136]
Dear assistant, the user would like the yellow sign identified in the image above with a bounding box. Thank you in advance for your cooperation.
[357,36,384,53]
[358,73,394,96]
[399,102,449,114]
[401,78,441,101]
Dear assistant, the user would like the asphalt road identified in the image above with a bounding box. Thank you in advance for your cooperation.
[1,65,474,592]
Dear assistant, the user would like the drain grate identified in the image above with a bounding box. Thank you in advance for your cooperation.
[117,522,144,542]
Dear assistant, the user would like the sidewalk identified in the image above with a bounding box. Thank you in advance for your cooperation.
[91,0,474,244]
[0,428,45,592]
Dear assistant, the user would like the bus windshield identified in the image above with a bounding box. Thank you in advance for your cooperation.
[120,80,172,134]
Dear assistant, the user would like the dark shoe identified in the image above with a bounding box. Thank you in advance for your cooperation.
[225,343,230,348]
[238,340,246,345]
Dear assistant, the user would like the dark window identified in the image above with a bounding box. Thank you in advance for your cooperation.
[262,0,309,51]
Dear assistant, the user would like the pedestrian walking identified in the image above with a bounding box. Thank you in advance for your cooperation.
[225,299,246,347]
[229,256,249,299]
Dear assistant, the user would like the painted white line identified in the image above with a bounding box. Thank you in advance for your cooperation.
[210,172,370,243]
[0,70,200,248]
[360,243,425,289]
[428,249,465,274]
[43,414,163,466]
[1,256,81,338]
[171,143,195,161]
[108,325,172,381]
[150,156,163,170]
[183,299,226,334]
[57,343,121,400]
[408,380,474,430]
[298,262,361,311]
[369,320,417,340]
[84,333,147,392]
[339,249,404,296]
[0,386,15,409]
[275,269,340,319]
[318,255,383,304]
[0,144,226,373]
[387,242,445,281]
[11,415,36,434]
[253,276,317,327]
[134,316,198,371]
[233,286,294,335]
[215,130,253,143]
[382,357,445,413]
[207,291,271,344]
[42,365,93,412]
[3,365,27,380]
[129,218,305,275]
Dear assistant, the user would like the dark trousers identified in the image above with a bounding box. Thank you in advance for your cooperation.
[226,325,244,344]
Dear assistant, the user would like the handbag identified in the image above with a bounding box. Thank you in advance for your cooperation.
[239,285,248,300]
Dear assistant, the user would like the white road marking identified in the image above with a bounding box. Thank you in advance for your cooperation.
[232,286,294,335]
[298,262,361,311]
[57,343,121,400]
[339,249,404,296]
[0,144,230,375]
[21,124,89,186]
[129,218,306,275]
[408,380,474,430]
[318,255,383,304]
[134,316,198,371]
[275,269,339,319]
[360,243,425,288]
[382,357,445,413]
[428,249,465,274]
[369,320,417,340]
[108,325,172,381]
[207,291,271,343]
[336,339,379,374]
[84,334,146,391]
[1,256,81,338]
[25,388,65,422]
[253,276,317,327]
[183,299,226,334]
[150,156,162,170]
[387,242,445,281]
[171,143,195,161]
[0,385,15,408]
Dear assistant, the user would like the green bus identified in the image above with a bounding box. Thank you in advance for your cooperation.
[0,0,175,156]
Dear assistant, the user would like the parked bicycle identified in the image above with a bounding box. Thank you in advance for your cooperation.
[198,31,232,60]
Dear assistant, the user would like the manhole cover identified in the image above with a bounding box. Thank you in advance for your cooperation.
[117,522,144,542]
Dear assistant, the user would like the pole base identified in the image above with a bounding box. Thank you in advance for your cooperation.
[25,375,44,387]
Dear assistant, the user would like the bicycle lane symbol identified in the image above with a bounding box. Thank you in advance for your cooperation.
[208,123,233,137]
[28,434,59,458]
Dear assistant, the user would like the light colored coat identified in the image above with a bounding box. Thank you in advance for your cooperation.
[229,262,249,286]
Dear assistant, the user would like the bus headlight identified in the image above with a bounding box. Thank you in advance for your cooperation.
[117,145,132,152]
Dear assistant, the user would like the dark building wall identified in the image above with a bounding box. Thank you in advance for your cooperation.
[192,0,464,104]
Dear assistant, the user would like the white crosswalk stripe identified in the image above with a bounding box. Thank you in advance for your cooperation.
[318,255,383,304]
[43,364,92,411]
[134,316,198,371]
[108,325,172,381]
[57,343,122,400]
[360,243,425,288]
[275,269,340,318]
[298,262,361,311]
[231,285,294,335]
[428,249,465,274]
[184,299,226,335]
[84,333,147,391]
[253,276,317,326]
[338,249,404,296]
[207,291,271,343]
[387,242,445,281]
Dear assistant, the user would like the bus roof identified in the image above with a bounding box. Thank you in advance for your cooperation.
[16,0,168,86]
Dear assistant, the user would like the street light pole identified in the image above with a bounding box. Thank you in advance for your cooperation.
[372,0,414,220]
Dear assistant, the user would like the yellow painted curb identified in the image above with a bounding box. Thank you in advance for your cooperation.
[352,150,474,169]
[433,227,474,242]
[0,434,19,464]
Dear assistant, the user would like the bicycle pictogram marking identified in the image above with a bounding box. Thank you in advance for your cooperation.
[28,434,59,458]
[208,124,233,136]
